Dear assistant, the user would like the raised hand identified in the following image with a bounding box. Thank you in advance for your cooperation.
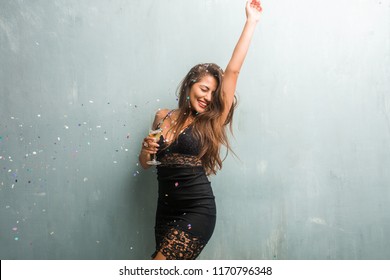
[246,0,262,22]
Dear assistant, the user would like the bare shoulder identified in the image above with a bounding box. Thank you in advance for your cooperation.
[155,109,171,119]
[152,109,172,129]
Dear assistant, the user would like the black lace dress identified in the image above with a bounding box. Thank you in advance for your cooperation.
[152,120,216,260]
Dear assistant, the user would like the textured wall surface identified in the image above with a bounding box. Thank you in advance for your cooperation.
[1,0,390,259]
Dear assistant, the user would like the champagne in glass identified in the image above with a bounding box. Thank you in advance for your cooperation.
[146,128,162,165]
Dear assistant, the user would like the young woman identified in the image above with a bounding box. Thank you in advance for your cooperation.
[139,0,262,260]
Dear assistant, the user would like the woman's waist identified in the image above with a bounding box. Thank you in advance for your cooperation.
[158,171,213,199]
[157,166,207,181]
[157,153,203,168]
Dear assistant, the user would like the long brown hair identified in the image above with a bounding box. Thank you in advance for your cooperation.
[167,63,237,175]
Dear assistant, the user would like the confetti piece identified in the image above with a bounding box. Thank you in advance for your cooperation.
[175,182,179,187]
[64,125,69,129]
[12,227,17,231]
[83,177,88,182]
[187,224,192,230]
[14,237,19,241]
[89,100,94,103]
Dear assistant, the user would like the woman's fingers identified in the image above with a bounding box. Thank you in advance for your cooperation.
[246,0,262,20]
[249,0,262,12]
[142,137,160,154]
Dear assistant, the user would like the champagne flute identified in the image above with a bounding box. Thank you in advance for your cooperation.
[146,128,162,165]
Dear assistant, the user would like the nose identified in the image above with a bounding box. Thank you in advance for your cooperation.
[205,91,212,102]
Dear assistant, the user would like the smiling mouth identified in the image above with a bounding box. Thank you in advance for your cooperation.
[198,100,208,109]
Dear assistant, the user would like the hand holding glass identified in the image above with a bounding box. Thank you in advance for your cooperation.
[146,128,162,165]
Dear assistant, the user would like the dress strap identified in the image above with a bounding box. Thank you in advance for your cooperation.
[156,109,175,129]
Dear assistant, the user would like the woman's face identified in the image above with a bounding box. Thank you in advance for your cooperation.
[188,74,218,113]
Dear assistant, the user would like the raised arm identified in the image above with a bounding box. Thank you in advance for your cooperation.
[220,0,262,123]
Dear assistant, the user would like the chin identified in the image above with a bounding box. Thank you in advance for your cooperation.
[194,107,206,114]
[196,105,208,113]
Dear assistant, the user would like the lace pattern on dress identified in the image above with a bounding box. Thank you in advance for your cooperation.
[160,153,202,167]
[153,227,206,260]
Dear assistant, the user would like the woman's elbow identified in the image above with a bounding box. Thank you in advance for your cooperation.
[224,68,240,77]
[138,156,150,170]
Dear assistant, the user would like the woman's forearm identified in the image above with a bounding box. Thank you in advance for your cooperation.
[139,151,151,169]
